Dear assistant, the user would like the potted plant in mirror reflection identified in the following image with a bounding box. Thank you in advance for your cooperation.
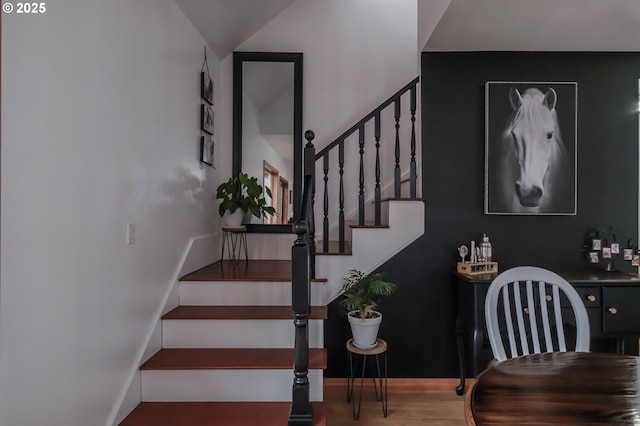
[215,172,275,226]
[339,269,396,349]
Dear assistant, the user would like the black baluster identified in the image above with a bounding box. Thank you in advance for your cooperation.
[358,126,365,225]
[394,98,401,198]
[323,154,329,254]
[339,140,345,253]
[410,85,417,198]
[303,130,316,279]
[374,113,381,226]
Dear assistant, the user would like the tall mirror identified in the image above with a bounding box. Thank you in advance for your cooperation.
[233,52,303,229]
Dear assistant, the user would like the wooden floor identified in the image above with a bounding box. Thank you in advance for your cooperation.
[325,386,466,426]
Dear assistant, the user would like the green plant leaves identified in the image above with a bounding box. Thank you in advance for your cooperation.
[215,172,276,218]
[339,269,396,319]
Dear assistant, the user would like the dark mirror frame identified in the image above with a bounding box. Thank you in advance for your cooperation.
[232,52,303,231]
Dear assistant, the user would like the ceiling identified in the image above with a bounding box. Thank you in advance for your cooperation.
[175,0,640,59]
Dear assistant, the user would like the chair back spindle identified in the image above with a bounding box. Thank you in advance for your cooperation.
[486,266,590,362]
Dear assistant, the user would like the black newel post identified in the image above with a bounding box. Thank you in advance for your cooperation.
[289,131,315,426]
[289,217,313,425]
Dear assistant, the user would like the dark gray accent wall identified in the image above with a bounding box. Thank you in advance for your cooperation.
[324,52,640,378]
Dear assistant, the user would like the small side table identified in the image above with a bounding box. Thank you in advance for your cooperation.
[346,338,388,420]
[221,226,248,263]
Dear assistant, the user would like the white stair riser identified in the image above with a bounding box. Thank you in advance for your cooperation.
[162,319,324,348]
[141,369,323,402]
[318,200,424,304]
[179,281,324,306]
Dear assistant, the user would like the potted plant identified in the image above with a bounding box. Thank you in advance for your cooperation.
[339,269,397,348]
[216,172,276,226]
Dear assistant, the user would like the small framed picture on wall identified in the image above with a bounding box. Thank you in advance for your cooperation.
[201,71,213,105]
[201,104,214,135]
[201,135,214,166]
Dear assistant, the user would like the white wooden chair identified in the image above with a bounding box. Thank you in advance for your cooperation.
[485,266,590,362]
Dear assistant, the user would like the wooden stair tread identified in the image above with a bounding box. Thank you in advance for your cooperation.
[163,305,328,320]
[346,219,389,228]
[141,348,327,370]
[381,197,426,202]
[120,401,326,426]
[349,223,390,229]
[180,260,327,282]
[315,241,352,255]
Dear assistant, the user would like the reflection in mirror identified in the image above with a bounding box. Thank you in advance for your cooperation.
[233,52,303,230]
[242,62,294,224]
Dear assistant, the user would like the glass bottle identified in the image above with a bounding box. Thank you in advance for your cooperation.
[480,234,492,262]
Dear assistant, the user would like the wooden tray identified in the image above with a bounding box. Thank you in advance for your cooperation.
[457,262,498,275]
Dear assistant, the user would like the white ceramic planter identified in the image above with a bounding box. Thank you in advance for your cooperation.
[222,210,244,227]
[348,311,382,349]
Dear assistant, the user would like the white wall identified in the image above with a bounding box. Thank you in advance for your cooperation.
[238,0,419,149]
[235,0,421,232]
[242,93,293,185]
[0,1,225,424]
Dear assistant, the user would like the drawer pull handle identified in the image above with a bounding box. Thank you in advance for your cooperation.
[524,307,529,314]
[587,295,596,302]
[545,294,552,302]
[608,307,618,315]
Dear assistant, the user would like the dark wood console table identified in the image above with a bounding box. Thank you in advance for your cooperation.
[454,269,640,395]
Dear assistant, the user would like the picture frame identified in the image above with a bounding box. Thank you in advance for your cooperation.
[201,135,214,166]
[485,81,577,215]
[201,104,214,135]
[201,71,213,105]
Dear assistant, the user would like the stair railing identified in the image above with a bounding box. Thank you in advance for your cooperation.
[288,73,419,418]
[314,77,419,253]
[288,136,316,425]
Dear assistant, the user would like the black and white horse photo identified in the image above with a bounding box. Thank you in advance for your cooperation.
[485,82,577,215]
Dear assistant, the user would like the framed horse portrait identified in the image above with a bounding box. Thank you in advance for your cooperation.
[485,81,577,215]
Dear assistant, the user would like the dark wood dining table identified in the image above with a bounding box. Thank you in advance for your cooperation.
[465,351,640,425]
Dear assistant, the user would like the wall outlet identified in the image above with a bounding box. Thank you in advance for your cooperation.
[127,222,135,245]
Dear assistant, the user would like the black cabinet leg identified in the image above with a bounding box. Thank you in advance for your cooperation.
[456,325,465,396]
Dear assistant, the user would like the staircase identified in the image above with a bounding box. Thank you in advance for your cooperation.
[119,198,423,425]
[120,260,327,426]
[120,77,423,425]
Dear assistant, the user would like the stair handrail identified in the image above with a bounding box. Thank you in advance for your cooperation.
[314,77,420,254]
[315,77,419,159]
[288,134,316,425]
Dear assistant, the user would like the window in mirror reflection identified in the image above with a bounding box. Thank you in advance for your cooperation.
[263,161,290,224]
